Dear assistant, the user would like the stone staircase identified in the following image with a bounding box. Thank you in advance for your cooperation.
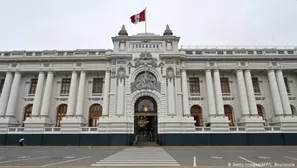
[135,141,159,146]
[91,147,180,167]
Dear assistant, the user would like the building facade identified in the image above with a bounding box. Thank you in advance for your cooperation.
[0,25,297,146]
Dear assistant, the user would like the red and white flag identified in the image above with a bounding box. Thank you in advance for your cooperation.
[130,9,146,24]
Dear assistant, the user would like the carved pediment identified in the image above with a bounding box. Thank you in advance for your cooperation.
[131,71,161,93]
[133,52,158,68]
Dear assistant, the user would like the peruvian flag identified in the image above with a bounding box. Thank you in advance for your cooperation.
[130,9,146,24]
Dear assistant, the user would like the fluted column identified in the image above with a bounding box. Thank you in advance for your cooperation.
[181,69,190,116]
[244,70,258,115]
[0,72,13,116]
[75,71,86,116]
[236,69,250,116]
[102,70,110,116]
[213,69,224,115]
[66,71,78,116]
[205,69,216,115]
[40,72,54,116]
[31,72,45,116]
[276,69,291,115]
[5,72,22,116]
[267,69,283,115]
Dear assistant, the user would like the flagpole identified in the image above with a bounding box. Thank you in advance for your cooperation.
[145,7,147,33]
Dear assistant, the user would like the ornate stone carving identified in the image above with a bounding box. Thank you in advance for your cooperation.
[117,67,126,79]
[176,67,181,76]
[111,68,116,76]
[166,67,174,79]
[117,67,126,84]
[134,52,158,68]
[131,71,161,93]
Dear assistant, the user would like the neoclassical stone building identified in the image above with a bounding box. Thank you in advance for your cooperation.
[0,25,297,146]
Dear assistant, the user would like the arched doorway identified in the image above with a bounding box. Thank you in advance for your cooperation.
[224,105,234,126]
[23,104,33,127]
[190,105,203,127]
[56,104,67,127]
[134,96,158,143]
[89,104,102,127]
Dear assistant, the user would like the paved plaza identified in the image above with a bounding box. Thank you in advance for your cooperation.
[0,146,296,167]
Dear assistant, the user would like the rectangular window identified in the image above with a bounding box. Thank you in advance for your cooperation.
[189,77,200,93]
[226,51,233,54]
[284,77,290,93]
[220,78,230,93]
[0,79,4,94]
[60,78,71,94]
[287,51,294,54]
[29,78,38,94]
[92,78,103,94]
[252,77,261,94]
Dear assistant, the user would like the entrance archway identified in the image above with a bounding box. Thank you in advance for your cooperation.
[134,96,158,143]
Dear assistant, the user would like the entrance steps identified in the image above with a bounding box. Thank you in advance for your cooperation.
[91,147,180,167]
[135,141,159,146]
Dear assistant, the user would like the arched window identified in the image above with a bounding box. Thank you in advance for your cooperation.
[89,104,102,127]
[23,104,33,127]
[190,105,203,127]
[56,104,67,127]
[291,105,297,115]
[224,105,234,126]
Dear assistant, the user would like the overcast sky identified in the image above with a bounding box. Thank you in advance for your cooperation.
[0,0,296,50]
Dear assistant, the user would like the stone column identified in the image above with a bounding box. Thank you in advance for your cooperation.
[102,70,110,116]
[213,69,224,115]
[167,78,176,115]
[205,69,216,116]
[181,69,190,116]
[66,71,78,116]
[75,71,86,116]
[31,72,45,116]
[236,69,250,116]
[40,72,54,116]
[244,70,258,115]
[276,69,291,115]
[0,72,13,116]
[116,78,125,116]
[5,72,22,116]
[267,69,283,115]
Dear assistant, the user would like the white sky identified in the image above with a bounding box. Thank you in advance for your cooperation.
[0,0,297,50]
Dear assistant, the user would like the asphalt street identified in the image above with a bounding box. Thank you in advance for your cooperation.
[0,146,296,167]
